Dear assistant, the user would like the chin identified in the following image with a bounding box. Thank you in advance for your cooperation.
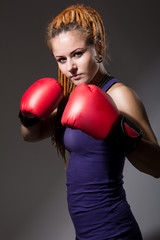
[71,80,84,86]
[72,79,91,86]
[74,81,83,86]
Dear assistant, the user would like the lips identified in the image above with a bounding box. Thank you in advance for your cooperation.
[71,74,81,80]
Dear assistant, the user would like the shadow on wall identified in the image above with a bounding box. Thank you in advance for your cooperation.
[144,230,160,240]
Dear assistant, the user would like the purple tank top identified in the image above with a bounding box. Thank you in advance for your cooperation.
[63,77,142,240]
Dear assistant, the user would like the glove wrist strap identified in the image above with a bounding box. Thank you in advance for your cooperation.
[106,115,142,156]
[18,111,40,127]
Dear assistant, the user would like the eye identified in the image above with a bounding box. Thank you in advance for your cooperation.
[74,51,83,58]
[57,57,66,63]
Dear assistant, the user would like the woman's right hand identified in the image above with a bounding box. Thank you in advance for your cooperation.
[19,78,63,142]
[20,77,63,120]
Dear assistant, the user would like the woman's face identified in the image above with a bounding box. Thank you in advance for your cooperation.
[50,30,100,85]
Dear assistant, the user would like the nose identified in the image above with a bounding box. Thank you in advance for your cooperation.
[67,58,77,73]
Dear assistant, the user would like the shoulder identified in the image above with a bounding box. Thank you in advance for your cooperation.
[107,82,142,115]
[107,82,157,143]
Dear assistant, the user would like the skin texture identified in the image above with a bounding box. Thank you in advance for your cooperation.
[21,30,160,178]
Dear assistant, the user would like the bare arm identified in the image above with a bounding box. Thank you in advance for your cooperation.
[20,109,57,142]
[108,83,160,178]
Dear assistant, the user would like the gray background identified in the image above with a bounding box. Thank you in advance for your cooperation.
[1,0,160,239]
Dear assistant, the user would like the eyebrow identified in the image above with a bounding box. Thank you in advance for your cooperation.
[55,48,85,58]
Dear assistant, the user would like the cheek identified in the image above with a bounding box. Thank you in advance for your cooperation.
[79,54,97,71]
[57,63,67,76]
[87,57,99,74]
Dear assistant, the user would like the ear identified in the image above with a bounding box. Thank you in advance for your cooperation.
[95,41,103,63]
[95,40,103,56]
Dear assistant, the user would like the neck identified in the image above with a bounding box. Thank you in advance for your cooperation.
[90,63,108,86]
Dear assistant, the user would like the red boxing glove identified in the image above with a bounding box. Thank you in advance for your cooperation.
[61,83,142,155]
[20,78,63,120]
[61,83,120,139]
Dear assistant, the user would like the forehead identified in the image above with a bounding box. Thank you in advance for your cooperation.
[50,30,87,55]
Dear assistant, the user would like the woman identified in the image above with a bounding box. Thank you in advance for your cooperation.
[19,4,160,240]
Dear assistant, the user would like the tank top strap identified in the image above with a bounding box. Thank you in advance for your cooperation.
[98,75,120,92]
